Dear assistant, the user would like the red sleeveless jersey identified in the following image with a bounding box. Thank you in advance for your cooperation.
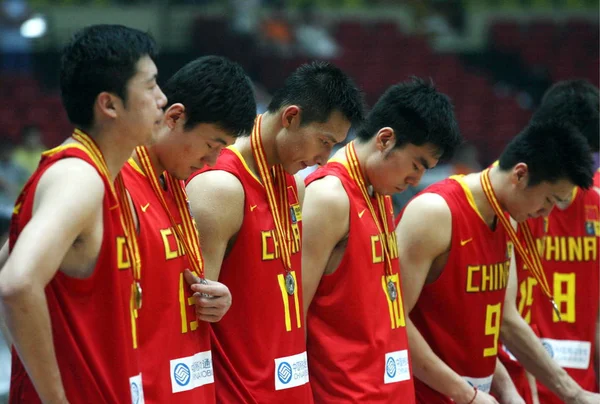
[122,160,215,403]
[8,144,142,404]
[187,147,312,404]
[527,188,600,403]
[304,161,415,403]
[398,177,511,403]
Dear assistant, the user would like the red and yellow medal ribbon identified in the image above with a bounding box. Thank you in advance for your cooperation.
[72,129,142,283]
[250,114,293,272]
[135,146,204,278]
[480,167,554,304]
[345,141,394,277]
[72,129,143,348]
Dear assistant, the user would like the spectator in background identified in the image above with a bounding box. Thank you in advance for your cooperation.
[295,5,340,59]
[0,137,28,218]
[12,124,45,176]
[259,0,294,56]
[0,0,33,71]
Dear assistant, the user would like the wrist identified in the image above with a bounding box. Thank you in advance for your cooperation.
[451,384,478,404]
[563,387,583,404]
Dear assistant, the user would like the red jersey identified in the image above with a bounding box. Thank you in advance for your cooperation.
[304,161,414,403]
[399,177,511,403]
[528,188,600,403]
[8,143,142,403]
[188,147,312,403]
[122,160,215,403]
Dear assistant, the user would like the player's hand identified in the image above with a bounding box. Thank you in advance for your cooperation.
[184,269,232,323]
[472,390,499,404]
[565,389,600,404]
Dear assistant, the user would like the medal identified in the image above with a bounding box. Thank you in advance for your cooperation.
[199,277,210,298]
[285,272,295,295]
[387,280,397,302]
[134,281,143,310]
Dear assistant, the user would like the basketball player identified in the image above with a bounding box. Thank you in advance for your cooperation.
[0,25,166,403]
[500,80,600,404]
[186,61,364,403]
[301,78,461,403]
[395,121,597,403]
[122,55,256,403]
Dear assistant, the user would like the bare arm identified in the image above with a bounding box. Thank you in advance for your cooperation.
[186,170,244,281]
[491,358,525,403]
[0,159,105,403]
[396,193,486,403]
[500,243,598,404]
[301,176,349,315]
[294,174,305,208]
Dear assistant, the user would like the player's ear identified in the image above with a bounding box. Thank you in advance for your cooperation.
[512,163,529,189]
[375,127,396,152]
[281,106,300,130]
[96,91,119,120]
[164,103,185,130]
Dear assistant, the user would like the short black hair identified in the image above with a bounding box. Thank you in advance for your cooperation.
[162,56,256,137]
[532,79,599,151]
[356,77,461,160]
[60,24,158,130]
[498,120,594,189]
[267,61,364,127]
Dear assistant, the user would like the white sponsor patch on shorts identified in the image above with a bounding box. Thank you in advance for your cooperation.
[169,350,214,393]
[540,338,591,369]
[129,373,145,404]
[274,352,309,391]
[384,350,411,384]
[461,374,493,393]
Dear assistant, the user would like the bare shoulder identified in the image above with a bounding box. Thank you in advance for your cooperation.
[187,170,244,207]
[35,158,105,211]
[186,170,245,237]
[304,175,349,220]
[396,192,452,255]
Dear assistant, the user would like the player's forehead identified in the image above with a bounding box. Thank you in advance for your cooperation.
[129,55,158,84]
[304,110,351,143]
[186,122,235,145]
[398,142,440,169]
[531,178,575,201]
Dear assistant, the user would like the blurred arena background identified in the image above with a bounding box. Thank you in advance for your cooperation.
[0,0,598,400]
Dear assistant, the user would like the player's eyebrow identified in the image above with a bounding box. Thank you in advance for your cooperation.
[213,137,228,146]
[146,74,158,84]
[419,157,430,170]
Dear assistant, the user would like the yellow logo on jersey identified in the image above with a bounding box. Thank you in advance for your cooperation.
[13,202,22,215]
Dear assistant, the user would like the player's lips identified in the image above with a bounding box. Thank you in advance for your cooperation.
[396,186,406,192]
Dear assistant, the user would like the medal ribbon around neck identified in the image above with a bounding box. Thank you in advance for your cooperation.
[250,114,293,273]
[480,167,559,317]
[345,141,394,278]
[135,146,204,278]
[72,129,143,308]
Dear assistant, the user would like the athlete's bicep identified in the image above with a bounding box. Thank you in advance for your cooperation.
[301,177,349,313]
[186,170,244,281]
[0,160,104,296]
[395,193,451,313]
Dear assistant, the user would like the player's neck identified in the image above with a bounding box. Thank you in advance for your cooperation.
[85,128,140,181]
[465,166,509,228]
[235,112,282,176]
[130,146,165,181]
